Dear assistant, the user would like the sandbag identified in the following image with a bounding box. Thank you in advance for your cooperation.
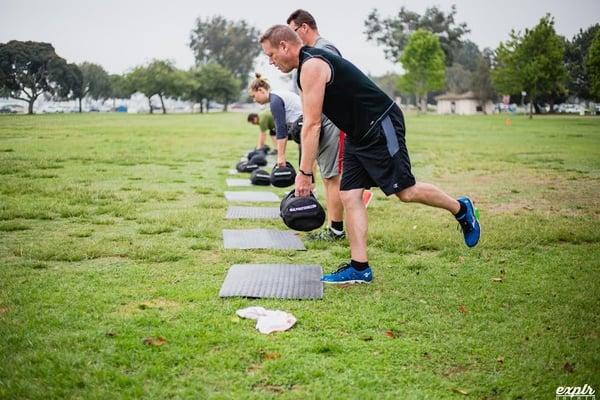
[247,147,269,161]
[249,153,268,166]
[270,162,296,188]
[236,160,259,173]
[250,169,271,186]
[289,116,303,144]
[280,190,325,232]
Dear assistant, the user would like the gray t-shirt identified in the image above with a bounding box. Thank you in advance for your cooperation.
[314,36,342,57]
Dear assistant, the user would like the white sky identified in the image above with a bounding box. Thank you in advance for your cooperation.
[1,0,599,90]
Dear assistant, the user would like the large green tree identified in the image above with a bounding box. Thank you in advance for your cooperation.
[398,29,445,112]
[564,24,599,101]
[587,29,600,101]
[175,65,240,113]
[189,16,260,87]
[445,63,472,94]
[0,40,69,114]
[178,68,211,113]
[492,15,567,118]
[54,63,84,105]
[444,40,485,94]
[197,63,240,112]
[75,62,111,112]
[109,74,134,100]
[451,40,481,72]
[471,49,497,113]
[364,5,469,66]
[127,60,179,114]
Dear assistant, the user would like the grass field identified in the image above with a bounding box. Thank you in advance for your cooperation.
[0,112,599,399]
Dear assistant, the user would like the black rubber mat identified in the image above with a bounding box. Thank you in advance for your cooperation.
[219,264,323,299]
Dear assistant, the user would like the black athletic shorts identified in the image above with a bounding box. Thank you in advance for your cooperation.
[340,104,416,195]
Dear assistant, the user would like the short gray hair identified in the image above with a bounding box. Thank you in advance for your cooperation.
[260,25,302,47]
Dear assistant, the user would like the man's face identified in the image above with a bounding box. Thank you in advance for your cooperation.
[261,40,294,73]
[288,22,308,45]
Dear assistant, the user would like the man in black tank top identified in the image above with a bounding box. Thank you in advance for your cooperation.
[260,25,481,284]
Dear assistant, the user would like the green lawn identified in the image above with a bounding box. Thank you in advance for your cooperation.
[0,112,599,399]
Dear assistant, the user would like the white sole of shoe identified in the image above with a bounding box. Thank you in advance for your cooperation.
[321,280,371,284]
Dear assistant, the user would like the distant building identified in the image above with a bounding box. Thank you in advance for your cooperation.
[435,91,494,115]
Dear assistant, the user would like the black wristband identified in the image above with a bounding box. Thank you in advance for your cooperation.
[299,169,315,183]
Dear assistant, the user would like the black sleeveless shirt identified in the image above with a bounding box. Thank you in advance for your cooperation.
[296,46,395,143]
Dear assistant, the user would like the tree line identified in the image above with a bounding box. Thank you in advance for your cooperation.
[0,16,260,114]
[365,6,600,117]
[1,8,599,116]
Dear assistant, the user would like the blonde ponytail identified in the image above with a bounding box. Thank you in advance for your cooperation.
[249,72,271,92]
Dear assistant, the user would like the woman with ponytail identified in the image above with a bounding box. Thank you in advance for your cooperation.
[248,73,302,167]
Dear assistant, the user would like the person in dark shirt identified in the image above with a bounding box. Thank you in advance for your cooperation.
[259,25,481,284]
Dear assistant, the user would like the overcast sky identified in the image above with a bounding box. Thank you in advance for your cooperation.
[1,0,599,90]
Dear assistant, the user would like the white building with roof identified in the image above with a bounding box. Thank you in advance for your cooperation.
[435,91,495,115]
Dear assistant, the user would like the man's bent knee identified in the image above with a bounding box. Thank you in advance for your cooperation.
[396,186,415,202]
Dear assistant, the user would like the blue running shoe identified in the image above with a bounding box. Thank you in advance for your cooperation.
[456,196,481,247]
[321,263,373,284]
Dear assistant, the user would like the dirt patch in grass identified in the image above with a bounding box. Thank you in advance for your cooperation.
[114,299,182,316]
[441,364,470,378]
[246,363,262,374]
[252,383,297,394]
[440,168,600,215]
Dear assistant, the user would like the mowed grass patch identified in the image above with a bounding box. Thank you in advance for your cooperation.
[0,112,598,399]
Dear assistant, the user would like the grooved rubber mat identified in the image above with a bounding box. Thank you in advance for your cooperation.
[223,229,305,250]
[225,206,280,219]
[226,178,252,187]
[225,191,279,202]
[219,264,323,299]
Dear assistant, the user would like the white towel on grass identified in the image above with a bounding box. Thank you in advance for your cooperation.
[236,306,297,334]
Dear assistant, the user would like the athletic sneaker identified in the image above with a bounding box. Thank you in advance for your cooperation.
[307,228,346,241]
[321,263,373,284]
[456,196,481,247]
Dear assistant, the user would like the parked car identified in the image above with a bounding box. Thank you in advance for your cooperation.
[208,101,224,110]
[0,105,17,114]
[557,103,583,114]
[41,105,65,113]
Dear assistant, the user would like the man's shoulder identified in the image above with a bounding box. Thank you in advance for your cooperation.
[314,37,341,57]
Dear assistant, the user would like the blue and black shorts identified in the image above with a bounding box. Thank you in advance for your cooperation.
[340,104,416,195]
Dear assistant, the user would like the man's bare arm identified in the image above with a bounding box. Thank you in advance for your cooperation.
[295,57,331,196]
